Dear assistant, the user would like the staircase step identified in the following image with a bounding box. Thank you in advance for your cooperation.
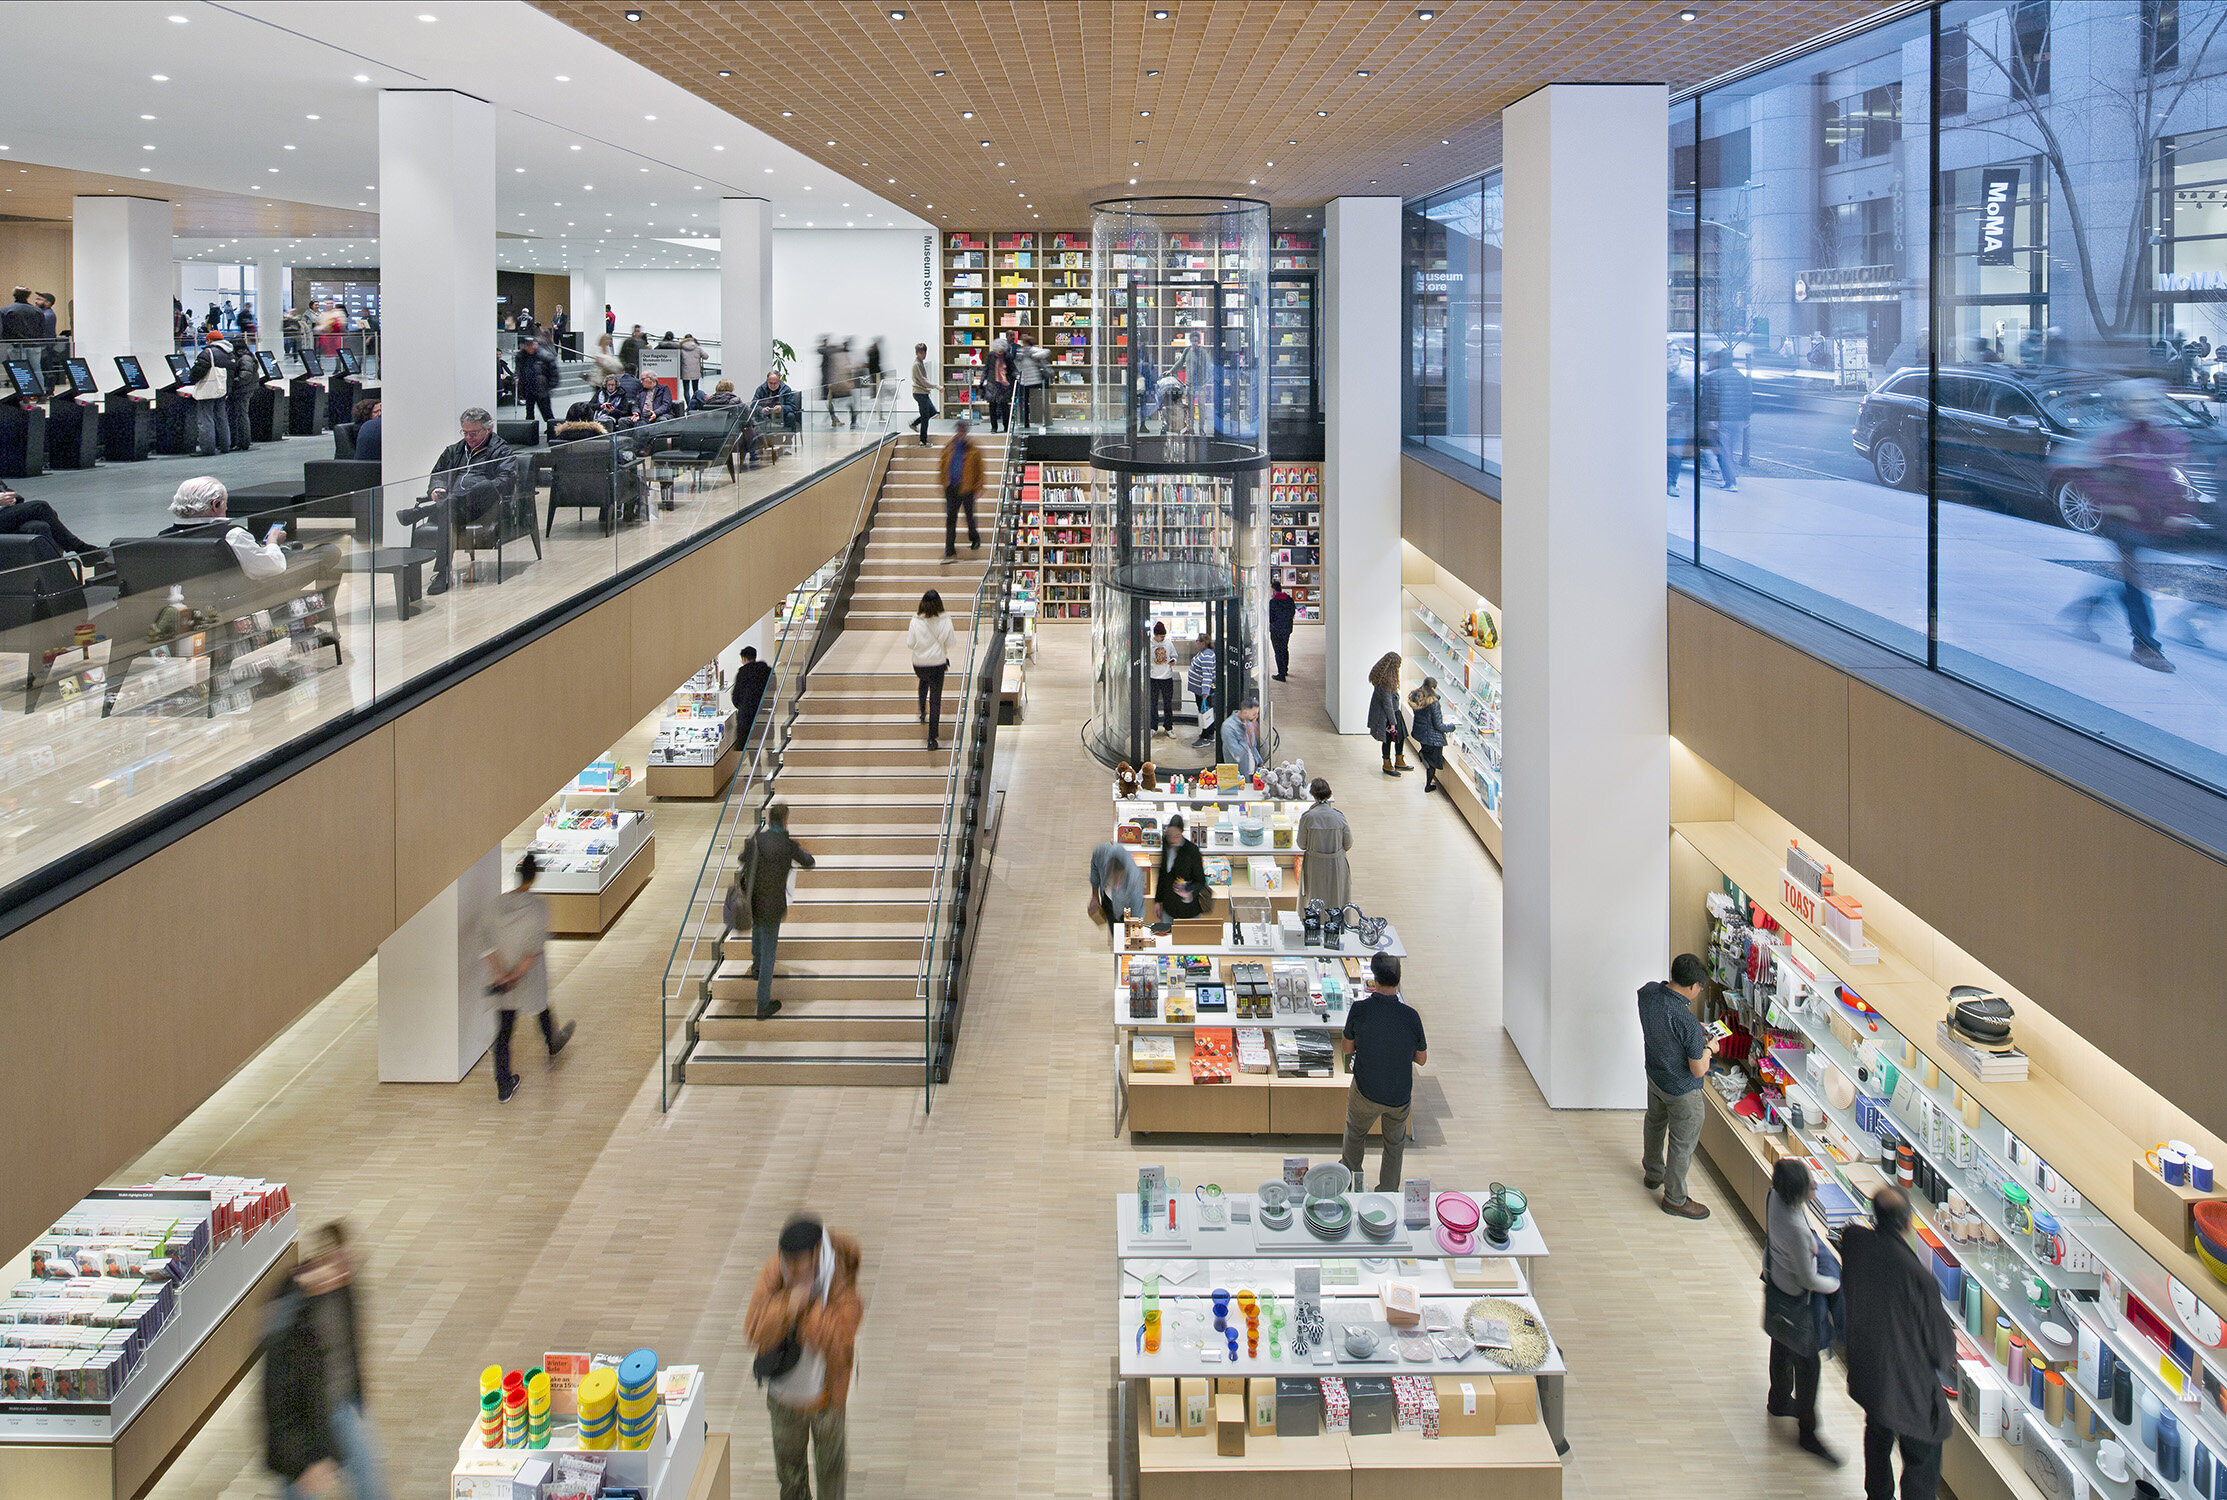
[767,828,945,852]
[694,1000,924,1044]
[781,743,959,768]
[775,773,952,798]
[680,1044,928,1086]
[705,958,919,1001]
[728,931,925,962]
[790,716,956,742]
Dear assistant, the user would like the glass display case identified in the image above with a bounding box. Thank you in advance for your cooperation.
[1087,197,1273,771]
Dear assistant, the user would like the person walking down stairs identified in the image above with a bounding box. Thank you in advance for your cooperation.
[907,590,957,752]
[940,418,983,561]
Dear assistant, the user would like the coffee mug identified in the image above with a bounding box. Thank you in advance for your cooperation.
[2150,1140,2197,1173]
[2196,1157,2217,1193]
[2099,1439,2129,1482]
[2165,1150,2193,1187]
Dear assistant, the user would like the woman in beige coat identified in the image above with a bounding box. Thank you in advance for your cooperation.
[1295,777,1352,909]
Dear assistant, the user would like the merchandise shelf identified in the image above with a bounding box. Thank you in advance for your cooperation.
[1684,817,2227,1485]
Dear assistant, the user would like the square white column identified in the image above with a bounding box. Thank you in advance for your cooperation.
[570,257,606,352]
[378,89,496,512]
[70,196,172,378]
[1500,84,1671,1110]
[721,197,772,387]
[1323,196,1403,734]
[253,255,285,352]
[378,846,502,1083]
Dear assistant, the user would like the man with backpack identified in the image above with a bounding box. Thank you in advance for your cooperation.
[182,331,236,457]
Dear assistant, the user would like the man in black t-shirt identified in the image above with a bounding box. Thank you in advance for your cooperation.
[1339,952,1428,1192]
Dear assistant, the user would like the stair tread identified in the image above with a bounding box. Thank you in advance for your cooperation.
[701,994,922,1020]
[710,957,919,979]
[688,1041,929,1062]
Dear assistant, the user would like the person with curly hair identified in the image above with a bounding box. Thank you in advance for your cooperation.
[1365,651,1410,776]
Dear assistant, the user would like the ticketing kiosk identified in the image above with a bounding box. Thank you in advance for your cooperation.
[156,352,197,454]
[102,355,159,462]
[0,360,48,478]
[250,349,289,442]
[329,348,364,426]
[288,350,330,436]
[43,358,102,470]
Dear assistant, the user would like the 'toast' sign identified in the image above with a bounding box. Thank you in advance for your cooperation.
[1979,168,2019,267]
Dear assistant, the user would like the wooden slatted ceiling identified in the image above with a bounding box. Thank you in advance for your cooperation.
[533,0,1893,222]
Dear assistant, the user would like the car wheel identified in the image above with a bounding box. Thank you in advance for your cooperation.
[2052,478,2104,533]
[1872,431,1920,490]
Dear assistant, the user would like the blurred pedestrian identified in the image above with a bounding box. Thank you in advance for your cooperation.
[910,343,935,445]
[1187,635,1218,746]
[985,330,1014,433]
[1268,575,1296,681]
[744,1214,862,1500]
[264,1221,388,1500]
[477,851,574,1103]
[865,337,887,422]
[939,416,981,560]
[1842,1187,1957,1500]
[1012,331,1048,429]
[730,803,816,1020]
[2056,379,2196,673]
[1701,348,1751,489]
[1366,651,1409,777]
[1666,346,1696,497]
[1764,1158,1843,1466]
[1086,840,1149,927]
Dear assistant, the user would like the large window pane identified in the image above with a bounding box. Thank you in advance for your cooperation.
[1401,176,1502,476]
[1670,97,1698,558]
[1691,9,1934,654]
[1936,0,2227,790]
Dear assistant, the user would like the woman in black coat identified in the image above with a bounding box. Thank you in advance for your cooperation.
[1153,814,1210,928]
[264,1223,384,1499]
[1366,651,1410,776]
[1409,677,1448,793]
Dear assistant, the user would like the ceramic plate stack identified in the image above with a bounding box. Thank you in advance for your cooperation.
[1357,1195,1399,1242]
[1259,1181,1294,1228]
[1305,1196,1354,1240]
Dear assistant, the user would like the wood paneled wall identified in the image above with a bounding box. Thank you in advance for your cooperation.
[1399,454,1501,605]
[0,223,71,319]
[1669,588,2227,1145]
[0,451,885,1256]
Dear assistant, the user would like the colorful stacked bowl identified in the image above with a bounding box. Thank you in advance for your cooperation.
[2194,1202,2227,1285]
[501,1371,528,1447]
[575,1367,618,1450]
[525,1368,551,1449]
[476,1387,504,1448]
[615,1349,660,1450]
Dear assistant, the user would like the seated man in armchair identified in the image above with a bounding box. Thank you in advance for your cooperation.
[396,407,518,596]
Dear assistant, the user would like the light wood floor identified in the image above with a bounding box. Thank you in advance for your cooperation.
[129,624,1871,1499]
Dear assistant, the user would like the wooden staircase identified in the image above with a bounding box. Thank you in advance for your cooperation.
[680,436,1007,1085]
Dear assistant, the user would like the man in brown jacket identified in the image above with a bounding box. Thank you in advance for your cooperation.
[940,416,984,561]
[745,1215,862,1500]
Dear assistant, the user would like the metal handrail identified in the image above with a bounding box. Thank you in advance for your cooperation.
[919,435,1026,1109]
[658,428,898,1107]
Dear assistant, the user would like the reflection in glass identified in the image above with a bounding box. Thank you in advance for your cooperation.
[1402,174,1503,476]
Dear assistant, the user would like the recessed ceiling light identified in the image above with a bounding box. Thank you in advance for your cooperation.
[1317,110,1328,116]
[1250,178,1257,184]
[1152,8,1170,17]
[167,12,187,20]
[1357,69,1371,77]
[306,114,320,120]
[1415,7,1436,17]
[1401,161,1410,166]
[1146,69,1160,77]
[780,110,793,117]
[1140,110,1152,117]
[1288,139,1298,145]
[284,144,296,150]
[1129,177,1138,184]
[1679,7,1699,18]
[140,113,155,120]
[1266,160,1274,166]
[142,144,155,151]
[889,7,906,17]
[979,140,990,147]
[961,110,974,119]
[645,114,658,121]
[418,12,437,20]
[717,69,731,77]
[352,74,369,82]
[139,166,151,173]
[1441,138,1450,144]
[624,8,641,18]
[152,73,170,81]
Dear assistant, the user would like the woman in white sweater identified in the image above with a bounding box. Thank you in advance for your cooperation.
[907,589,957,751]
[1765,1157,1843,1465]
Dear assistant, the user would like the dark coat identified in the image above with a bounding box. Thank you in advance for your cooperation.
[740,823,816,922]
[0,299,42,340]
[353,416,383,464]
[731,658,774,737]
[1155,837,1209,917]
[1840,1224,1957,1441]
[261,1277,364,1482]
[1269,591,1297,639]
[516,344,559,397]
[1366,684,1405,742]
[432,432,518,497]
[1411,698,1447,748]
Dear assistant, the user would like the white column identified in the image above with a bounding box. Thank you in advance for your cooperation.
[1500,84,1671,1110]
[253,254,285,355]
[70,196,172,380]
[1322,197,1403,734]
[378,88,495,516]
[720,197,772,384]
[377,847,502,1083]
[570,256,605,354]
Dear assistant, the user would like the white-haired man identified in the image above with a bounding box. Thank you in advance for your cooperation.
[164,477,288,579]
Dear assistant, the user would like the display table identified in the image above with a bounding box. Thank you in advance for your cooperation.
[1118,1190,1564,1498]
[1114,1192,1549,1271]
[449,1367,716,1500]
[647,671,740,800]
[0,1183,297,1500]
[530,771,655,935]
[1114,930,1405,1137]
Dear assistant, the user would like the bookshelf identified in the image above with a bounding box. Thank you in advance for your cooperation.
[1016,462,1097,619]
[1267,462,1322,623]
[943,228,1096,426]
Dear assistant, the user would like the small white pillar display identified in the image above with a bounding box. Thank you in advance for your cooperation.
[1322,196,1403,734]
[378,846,502,1083]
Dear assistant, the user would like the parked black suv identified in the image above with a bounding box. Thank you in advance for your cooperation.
[1852,363,2219,531]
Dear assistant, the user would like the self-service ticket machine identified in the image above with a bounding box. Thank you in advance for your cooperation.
[288,349,330,436]
[42,358,102,470]
[0,360,49,478]
[101,355,159,462]
[250,349,289,442]
[328,348,363,427]
[154,352,197,454]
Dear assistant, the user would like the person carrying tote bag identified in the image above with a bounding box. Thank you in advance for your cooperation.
[1763,1157,1844,1467]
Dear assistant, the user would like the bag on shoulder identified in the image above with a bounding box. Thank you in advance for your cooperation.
[1759,1240,1821,1356]
[724,835,762,932]
[752,1322,803,1386]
